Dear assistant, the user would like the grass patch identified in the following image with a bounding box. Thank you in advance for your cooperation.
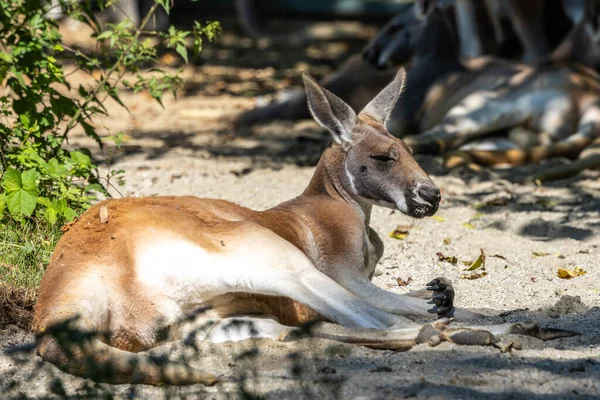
[0,220,62,329]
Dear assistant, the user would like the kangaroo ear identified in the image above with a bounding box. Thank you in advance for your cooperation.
[302,71,357,148]
[359,67,406,127]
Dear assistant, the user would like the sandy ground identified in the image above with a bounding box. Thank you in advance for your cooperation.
[1,15,600,400]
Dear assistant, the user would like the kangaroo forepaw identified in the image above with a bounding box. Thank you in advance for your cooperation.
[426,277,455,316]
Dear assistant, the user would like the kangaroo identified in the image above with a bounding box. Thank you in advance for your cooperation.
[398,6,600,171]
[234,55,397,128]
[363,0,575,69]
[237,3,600,176]
[33,70,574,386]
[234,0,576,130]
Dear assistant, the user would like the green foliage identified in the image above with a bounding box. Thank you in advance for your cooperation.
[0,0,220,226]
[0,219,61,290]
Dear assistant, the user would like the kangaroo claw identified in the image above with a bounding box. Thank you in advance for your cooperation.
[426,277,455,316]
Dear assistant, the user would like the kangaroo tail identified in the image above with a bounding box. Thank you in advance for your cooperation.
[445,103,600,170]
[446,133,595,167]
[531,137,600,182]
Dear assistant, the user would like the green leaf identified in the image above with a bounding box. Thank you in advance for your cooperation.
[12,70,26,88]
[0,52,13,63]
[37,196,53,208]
[47,158,67,177]
[157,0,171,15]
[96,30,113,40]
[21,169,38,192]
[175,43,188,63]
[71,151,92,167]
[7,189,38,217]
[19,114,30,128]
[54,198,67,214]
[45,207,58,225]
[23,242,35,255]
[107,87,127,110]
[64,207,78,221]
[466,249,486,271]
[2,167,21,192]
[0,193,5,218]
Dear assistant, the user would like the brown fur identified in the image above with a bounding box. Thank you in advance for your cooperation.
[33,70,445,385]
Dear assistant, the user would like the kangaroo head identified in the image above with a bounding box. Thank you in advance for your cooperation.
[362,0,456,69]
[552,18,600,70]
[362,9,423,69]
[302,69,440,218]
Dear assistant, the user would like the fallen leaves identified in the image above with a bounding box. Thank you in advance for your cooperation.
[557,266,586,279]
[437,248,488,280]
[460,271,488,280]
[431,215,445,222]
[532,251,550,258]
[464,249,486,271]
[396,277,413,287]
[532,251,565,259]
[460,249,487,279]
[389,225,412,240]
[437,252,458,265]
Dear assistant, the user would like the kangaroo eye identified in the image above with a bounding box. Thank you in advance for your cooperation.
[370,154,394,162]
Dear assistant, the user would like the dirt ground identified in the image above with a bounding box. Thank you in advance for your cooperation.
[1,14,600,399]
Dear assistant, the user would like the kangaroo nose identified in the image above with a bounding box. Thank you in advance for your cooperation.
[418,184,441,207]
[362,46,380,67]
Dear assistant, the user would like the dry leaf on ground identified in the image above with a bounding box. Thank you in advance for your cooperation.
[460,271,488,280]
[396,277,413,287]
[437,252,458,265]
[389,225,412,240]
[465,249,486,271]
[557,266,586,279]
[532,251,550,258]
[533,251,564,259]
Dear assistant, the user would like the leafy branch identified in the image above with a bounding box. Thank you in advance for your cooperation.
[0,0,220,225]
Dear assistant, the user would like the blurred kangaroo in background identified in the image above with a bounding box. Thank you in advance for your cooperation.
[398,4,600,174]
[236,0,600,179]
